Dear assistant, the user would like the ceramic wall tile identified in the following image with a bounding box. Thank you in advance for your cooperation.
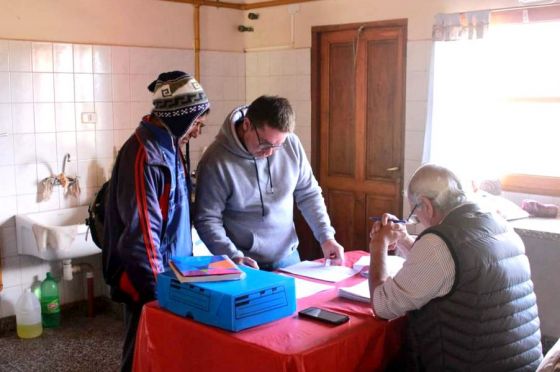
[0,165,16,197]
[407,40,432,73]
[53,43,73,73]
[112,74,130,101]
[35,132,58,164]
[94,74,112,102]
[54,73,75,102]
[77,159,96,187]
[32,42,53,72]
[245,53,258,78]
[73,44,93,73]
[13,134,36,164]
[0,136,15,166]
[113,102,131,129]
[130,74,152,102]
[0,196,16,225]
[55,102,76,132]
[295,49,310,76]
[112,46,130,74]
[15,164,38,194]
[34,103,56,133]
[93,45,112,74]
[33,72,55,102]
[9,41,32,72]
[74,73,94,102]
[12,103,35,134]
[0,40,9,71]
[405,100,428,132]
[0,103,12,134]
[16,194,40,214]
[0,72,10,103]
[257,52,270,76]
[19,256,49,288]
[95,130,114,159]
[404,130,425,161]
[94,102,113,130]
[406,71,429,101]
[75,102,96,131]
[56,132,77,163]
[76,131,96,160]
[130,101,150,123]
[10,72,33,102]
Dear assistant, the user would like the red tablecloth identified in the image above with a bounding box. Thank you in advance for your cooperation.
[133,251,406,372]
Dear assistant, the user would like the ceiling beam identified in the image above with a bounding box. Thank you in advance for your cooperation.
[162,0,319,11]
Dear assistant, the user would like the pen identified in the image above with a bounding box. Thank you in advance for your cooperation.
[369,216,407,224]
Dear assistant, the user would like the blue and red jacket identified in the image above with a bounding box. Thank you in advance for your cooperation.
[102,117,193,304]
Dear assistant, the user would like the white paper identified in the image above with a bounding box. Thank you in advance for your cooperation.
[338,280,371,303]
[279,261,357,283]
[339,255,406,303]
[291,276,334,299]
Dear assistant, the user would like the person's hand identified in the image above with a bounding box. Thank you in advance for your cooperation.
[232,256,259,269]
[369,213,407,250]
[321,239,345,265]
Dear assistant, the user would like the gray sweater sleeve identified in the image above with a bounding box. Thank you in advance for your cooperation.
[193,155,244,259]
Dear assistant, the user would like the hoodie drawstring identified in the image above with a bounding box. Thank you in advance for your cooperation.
[266,157,274,194]
[253,158,265,218]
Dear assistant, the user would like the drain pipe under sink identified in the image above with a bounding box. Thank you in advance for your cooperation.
[62,259,95,318]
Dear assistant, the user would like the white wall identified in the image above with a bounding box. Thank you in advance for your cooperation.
[0,39,245,318]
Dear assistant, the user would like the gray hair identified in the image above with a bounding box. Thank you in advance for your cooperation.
[407,164,467,214]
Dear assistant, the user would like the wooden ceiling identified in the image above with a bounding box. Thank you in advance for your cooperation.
[162,0,320,11]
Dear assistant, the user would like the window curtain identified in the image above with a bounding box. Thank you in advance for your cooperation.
[422,11,491,180]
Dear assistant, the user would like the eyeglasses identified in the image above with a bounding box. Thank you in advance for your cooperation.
[406,204,420,224]
[252,123,284,151]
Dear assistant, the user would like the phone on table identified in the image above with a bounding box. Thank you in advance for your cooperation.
[298,307,349,325]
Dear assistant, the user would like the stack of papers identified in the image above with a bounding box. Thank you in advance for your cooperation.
[338,256,405,303]
[279,261,357,282]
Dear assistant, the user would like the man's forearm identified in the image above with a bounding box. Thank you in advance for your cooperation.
[368,241,388,309]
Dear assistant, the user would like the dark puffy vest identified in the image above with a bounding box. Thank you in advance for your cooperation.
[409,203,542,372]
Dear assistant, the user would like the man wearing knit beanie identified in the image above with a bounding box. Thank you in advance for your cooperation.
[102,71,210,372]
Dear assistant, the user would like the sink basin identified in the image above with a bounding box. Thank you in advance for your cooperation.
[16,206,101,261]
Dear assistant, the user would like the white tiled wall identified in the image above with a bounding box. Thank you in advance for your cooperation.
[0,38,245,318]
[245,49,312,160]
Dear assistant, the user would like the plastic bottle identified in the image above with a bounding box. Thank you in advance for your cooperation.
[40,272,61,328]
[15,288,43,339]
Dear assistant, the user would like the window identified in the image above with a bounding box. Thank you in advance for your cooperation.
[428,8,560,196]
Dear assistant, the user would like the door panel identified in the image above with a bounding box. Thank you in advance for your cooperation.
[306,20,407,255]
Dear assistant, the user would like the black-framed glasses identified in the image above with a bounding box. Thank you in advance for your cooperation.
[252,123,285,151]
[406,204,420,224]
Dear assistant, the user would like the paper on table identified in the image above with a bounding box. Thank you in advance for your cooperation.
[279,261,357,283]
[339,256,405,303]
[352,255,405,277]
[282,275,334,299]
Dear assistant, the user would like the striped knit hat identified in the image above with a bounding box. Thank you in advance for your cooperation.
[148,71,210,138]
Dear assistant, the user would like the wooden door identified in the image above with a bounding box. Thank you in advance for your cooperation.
[304,20,406,257]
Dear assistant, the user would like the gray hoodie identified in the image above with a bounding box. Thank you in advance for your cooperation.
[193,105,335,265]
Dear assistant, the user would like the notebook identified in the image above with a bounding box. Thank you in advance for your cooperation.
[169,255,246,283]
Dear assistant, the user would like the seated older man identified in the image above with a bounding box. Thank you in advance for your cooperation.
[368,163,543,371]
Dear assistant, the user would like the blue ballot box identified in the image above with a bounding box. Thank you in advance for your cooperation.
[157,265,296,332]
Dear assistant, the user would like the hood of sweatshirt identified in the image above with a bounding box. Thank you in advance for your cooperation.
[215,105,253,159]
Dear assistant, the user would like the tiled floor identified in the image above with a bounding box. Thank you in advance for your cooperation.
[0,303,122,372]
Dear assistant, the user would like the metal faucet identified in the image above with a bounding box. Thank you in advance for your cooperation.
[62,153,71,174]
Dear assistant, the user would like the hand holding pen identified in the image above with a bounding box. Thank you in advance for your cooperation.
[369,216,407,224]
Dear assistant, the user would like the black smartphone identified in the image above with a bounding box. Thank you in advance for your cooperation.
[298,307,349,325]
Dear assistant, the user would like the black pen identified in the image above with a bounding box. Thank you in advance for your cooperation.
[369,216,407,224]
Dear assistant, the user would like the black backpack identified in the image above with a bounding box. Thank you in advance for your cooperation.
[85,181,109,249]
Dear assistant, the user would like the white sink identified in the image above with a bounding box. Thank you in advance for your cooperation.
[16,206,101,261]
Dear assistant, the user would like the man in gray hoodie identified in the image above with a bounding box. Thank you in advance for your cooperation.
[194,95,344,270]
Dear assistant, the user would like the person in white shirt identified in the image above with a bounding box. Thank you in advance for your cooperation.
[368,163,542,371]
